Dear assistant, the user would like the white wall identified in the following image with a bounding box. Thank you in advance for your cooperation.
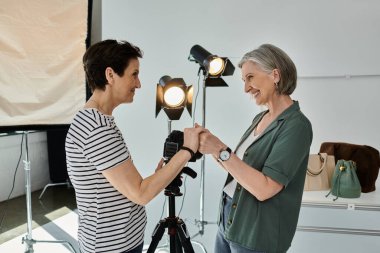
[101,0,380,252]
[1,0,379,252]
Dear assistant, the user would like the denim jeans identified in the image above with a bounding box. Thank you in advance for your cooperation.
[214,194,264,253]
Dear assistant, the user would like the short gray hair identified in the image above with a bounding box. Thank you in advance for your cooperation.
[238,44,297,95]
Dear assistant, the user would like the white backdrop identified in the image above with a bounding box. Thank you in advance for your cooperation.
[101,0,380,252]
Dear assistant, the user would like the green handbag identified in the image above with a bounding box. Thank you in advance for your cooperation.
[326,160,361,201]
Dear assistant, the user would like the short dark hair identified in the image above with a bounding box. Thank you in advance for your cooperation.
[83,39,143,91]
[238,44,297,95]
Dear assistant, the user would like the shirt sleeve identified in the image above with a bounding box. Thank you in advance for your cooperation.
[82,125,130,171]
[262,118,312,187]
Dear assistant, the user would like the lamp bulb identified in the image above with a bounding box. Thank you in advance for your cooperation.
[164,87,185,107]
[209,57,224,75]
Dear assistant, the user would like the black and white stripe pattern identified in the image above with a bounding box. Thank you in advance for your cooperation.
[66,108,146,253]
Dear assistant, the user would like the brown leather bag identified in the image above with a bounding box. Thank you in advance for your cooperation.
[319,142,380,193]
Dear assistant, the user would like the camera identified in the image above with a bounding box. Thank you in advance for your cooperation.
[163,130,202,196]
[163,130,203,162]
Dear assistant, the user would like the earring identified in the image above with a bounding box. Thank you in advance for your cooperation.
[274,82,279,89]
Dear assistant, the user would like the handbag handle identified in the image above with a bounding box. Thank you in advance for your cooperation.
[307,153,328,176]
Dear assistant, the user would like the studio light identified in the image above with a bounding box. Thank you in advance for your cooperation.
[189,44,235,86]
[155,75,193,120]
[187,45,235,240]
[151,76,204,252]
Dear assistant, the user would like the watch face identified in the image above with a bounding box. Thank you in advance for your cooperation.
[220,150,230,161]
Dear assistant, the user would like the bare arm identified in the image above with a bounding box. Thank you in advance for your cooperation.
[102,150,191,206]
[199,131,283,201]
[102,126,204,206]
[218,153,283,201]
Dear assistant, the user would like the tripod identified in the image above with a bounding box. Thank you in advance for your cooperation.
[21,131,76,253]
[147,165,199,253]
[147,195,193,253]
[147,121,207,253]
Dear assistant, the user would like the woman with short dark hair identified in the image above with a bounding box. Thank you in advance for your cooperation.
[66,39,203,253]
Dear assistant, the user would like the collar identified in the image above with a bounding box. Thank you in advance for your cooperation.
[236,100,301,150]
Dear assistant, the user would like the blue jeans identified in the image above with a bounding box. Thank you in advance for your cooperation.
[122,242,144,253]
[214,194,264,253]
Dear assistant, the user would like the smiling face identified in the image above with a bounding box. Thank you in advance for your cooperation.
[241,61,278,106]
[111,58,141,104]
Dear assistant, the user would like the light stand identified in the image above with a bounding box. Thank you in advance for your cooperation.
[152,75,207,253]
[21,131,76,253]
[188,45,235,240]
[191,72,217,239]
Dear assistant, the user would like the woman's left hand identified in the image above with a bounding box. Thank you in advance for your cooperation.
[197,126,226,156]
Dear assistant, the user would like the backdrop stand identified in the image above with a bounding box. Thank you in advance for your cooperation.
[39,127,72,200]
[38,180,72,200]
[21,131,76,253]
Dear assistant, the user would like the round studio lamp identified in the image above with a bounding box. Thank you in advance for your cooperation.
[208,57,225,76]
[156,76,192,120]
[189,44,235,77]
[164,86,185,107]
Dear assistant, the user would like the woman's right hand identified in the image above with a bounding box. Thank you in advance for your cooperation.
[155,158,165,172]
[182,125,205,153]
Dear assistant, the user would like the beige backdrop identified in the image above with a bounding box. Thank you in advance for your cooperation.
[0,0,87,127]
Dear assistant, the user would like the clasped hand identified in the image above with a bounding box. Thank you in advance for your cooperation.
[155,124,225,171]
[195,123,226,157]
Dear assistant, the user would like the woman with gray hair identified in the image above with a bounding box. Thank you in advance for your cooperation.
[198,44,313,253]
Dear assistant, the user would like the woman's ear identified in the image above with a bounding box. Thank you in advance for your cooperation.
[105,67,114,84]
[272,68,281,83]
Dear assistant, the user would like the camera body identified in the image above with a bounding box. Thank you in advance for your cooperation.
[163,130,202,162]
[163,130,201,195]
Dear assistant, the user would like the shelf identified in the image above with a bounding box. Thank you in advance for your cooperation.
[297,226,380,236]
[302,181,380,211]
[298,181,380,236]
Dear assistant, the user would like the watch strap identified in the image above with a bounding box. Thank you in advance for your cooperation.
[180,146,195,158]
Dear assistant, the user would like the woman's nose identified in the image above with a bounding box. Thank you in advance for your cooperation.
[136,78,141,88]
[244,81,250,93]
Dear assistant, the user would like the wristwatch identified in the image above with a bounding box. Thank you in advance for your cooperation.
[218,147,232,162]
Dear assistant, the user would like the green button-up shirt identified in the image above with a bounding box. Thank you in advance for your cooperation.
[219,101,313,253]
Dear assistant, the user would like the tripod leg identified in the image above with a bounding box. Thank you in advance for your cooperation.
[170,233,183,253]
[147,220,167,253]
[176,220,194,253]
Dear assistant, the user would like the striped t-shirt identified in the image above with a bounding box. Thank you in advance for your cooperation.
[65,108,146,253]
